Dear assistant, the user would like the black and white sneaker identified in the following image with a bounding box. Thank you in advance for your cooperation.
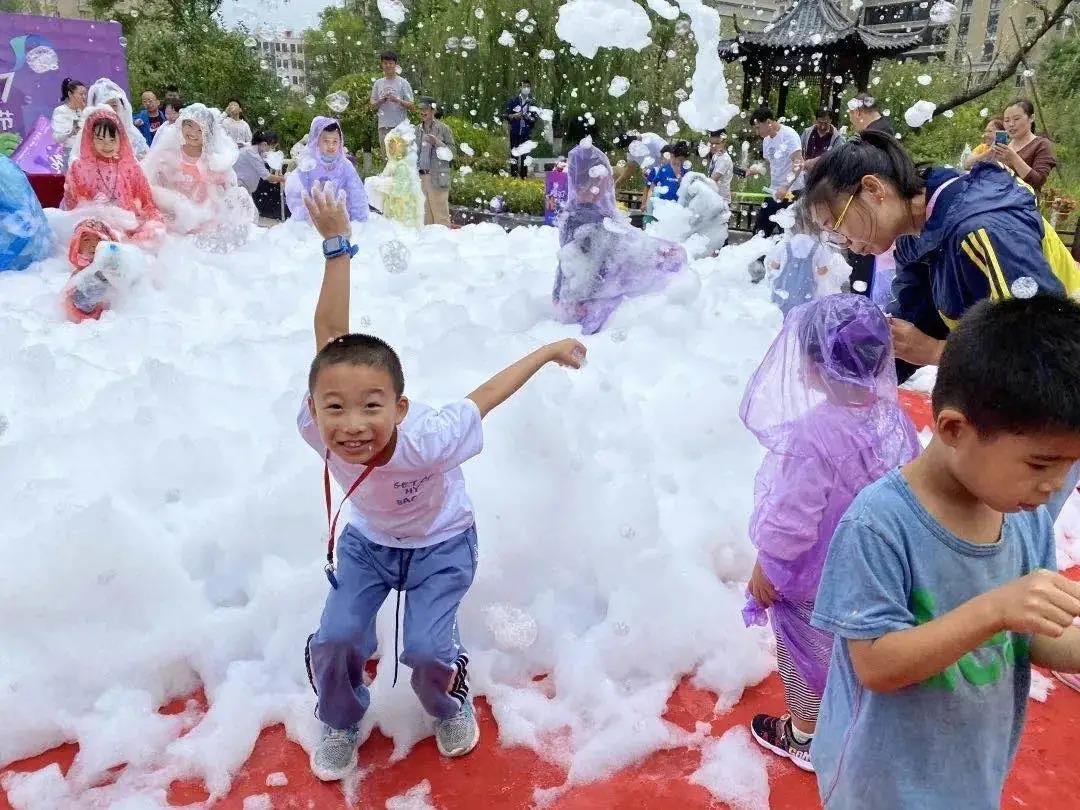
[750,713,814,773]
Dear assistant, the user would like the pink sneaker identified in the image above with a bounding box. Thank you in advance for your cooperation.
[1052,671,1080,694]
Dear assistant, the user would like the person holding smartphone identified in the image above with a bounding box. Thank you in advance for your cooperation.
[962,118,1005,171]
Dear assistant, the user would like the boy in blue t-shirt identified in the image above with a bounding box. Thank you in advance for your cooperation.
[812,295,1080,809]
[642,141,688,210]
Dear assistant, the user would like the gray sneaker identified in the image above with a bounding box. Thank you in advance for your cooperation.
[310,723,359,781]
[435,701,480,758]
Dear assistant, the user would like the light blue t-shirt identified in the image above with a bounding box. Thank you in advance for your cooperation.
[811,467,1074,810]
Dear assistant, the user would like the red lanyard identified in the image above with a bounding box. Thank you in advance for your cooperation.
[323,451,375,588]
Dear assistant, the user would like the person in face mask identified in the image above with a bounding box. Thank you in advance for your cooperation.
[505,78,540,179]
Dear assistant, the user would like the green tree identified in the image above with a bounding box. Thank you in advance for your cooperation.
[125,18,290,135]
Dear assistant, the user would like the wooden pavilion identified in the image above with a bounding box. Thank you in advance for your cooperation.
[719,0,928,117]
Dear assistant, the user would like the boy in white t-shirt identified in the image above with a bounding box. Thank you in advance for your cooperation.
[747,106,805,238]
[299,186,586,783]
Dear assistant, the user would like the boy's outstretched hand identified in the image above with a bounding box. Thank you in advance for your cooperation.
[546,338,587,369]
[304,183,351,240]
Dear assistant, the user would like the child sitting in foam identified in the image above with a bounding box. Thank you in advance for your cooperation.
[61,106,164,246]
[61,218,139,322]
[142,103,255,247]
[364,123,424,229]
[554,140,687,335]
[285,117,369,224]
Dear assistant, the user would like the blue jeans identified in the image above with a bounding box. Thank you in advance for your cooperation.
[306,525,478,730]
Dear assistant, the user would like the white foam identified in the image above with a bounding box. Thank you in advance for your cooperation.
[385,779,435,809]
[555,0,652,59]
[0,212,777,805]
[689,727,770,810]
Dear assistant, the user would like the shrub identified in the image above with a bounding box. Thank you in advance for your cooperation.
[443,117,510,174]
[449,170,546,216]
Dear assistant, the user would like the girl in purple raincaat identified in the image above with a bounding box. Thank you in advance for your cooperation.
[553,140,686,335]
[285,117,369,224]
[739,294,920,773]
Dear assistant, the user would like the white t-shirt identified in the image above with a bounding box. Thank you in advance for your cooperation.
[762,124,805,195]
[708,151,734,200]
[370,76,415,129]
[298,397,483,549]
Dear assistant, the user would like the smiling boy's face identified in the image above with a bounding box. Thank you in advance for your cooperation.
[309,363,408,466]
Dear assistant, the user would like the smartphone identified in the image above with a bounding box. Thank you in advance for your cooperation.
[995,130,1009,145]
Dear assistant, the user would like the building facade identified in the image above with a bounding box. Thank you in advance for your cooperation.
[257,30,309,94]
[863,0,1076,69]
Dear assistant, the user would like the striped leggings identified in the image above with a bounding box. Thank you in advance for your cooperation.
[774,600,830,726]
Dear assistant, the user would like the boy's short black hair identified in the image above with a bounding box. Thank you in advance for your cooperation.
[308,334,405,396]
[92,118,118,138]
[750,106,775,125]
[380,50,399,63]
[322,122,341,134]
[253,130,279,146]
[708,129,727,138]
[933,296,1080,435]
[165,100,182,113]
[671,140,691,158]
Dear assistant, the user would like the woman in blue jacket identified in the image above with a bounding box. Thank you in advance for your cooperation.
[803,130,1078,371]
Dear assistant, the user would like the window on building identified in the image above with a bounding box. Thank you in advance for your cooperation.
[292,76,299,85]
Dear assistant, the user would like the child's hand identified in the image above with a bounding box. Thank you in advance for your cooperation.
[546,338,587,369]
[304,183,351,240]
[988,570,1080,637]
[748,560,778,608]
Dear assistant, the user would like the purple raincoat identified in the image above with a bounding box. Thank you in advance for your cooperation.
[740,294,920,695]
[285,117,369,223]
[553,142,686,335]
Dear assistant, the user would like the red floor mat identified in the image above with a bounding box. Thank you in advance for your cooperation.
[7,390,1078,809]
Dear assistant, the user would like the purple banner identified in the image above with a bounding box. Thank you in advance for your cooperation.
[544,170,568,226]
[11,114,63,174]
[0,13,127,163]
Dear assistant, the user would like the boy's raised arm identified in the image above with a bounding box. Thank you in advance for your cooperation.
[467,338,586,419]
[305,185,354,352]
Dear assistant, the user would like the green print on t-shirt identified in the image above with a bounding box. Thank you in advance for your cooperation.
[910,588,1029,691]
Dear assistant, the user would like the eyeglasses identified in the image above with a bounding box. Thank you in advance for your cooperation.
[819,190,858,247]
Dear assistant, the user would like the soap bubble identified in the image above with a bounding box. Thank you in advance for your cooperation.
[929,0,957,25]
[461,35,478,50]
[515,8,529,21]
[636,100,650,114]
[474,7,484,18]
[305,94,316,106]
[852,280,868,293]
[608,76,630,98]
[1011,276,1039,299]
[485,604,539,649]
[620,525,636,539]
[917,74,932,86]
[539,49,556,60]
[379,240,409,274]
[26,45,59,73]
[613,621,631,637]
[245,36,257,47]
[445,36,461,50]
[326,91,350,113]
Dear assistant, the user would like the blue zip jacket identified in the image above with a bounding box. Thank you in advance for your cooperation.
[891,162,1079,329]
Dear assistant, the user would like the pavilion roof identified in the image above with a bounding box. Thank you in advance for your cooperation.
[721,0,924,55]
